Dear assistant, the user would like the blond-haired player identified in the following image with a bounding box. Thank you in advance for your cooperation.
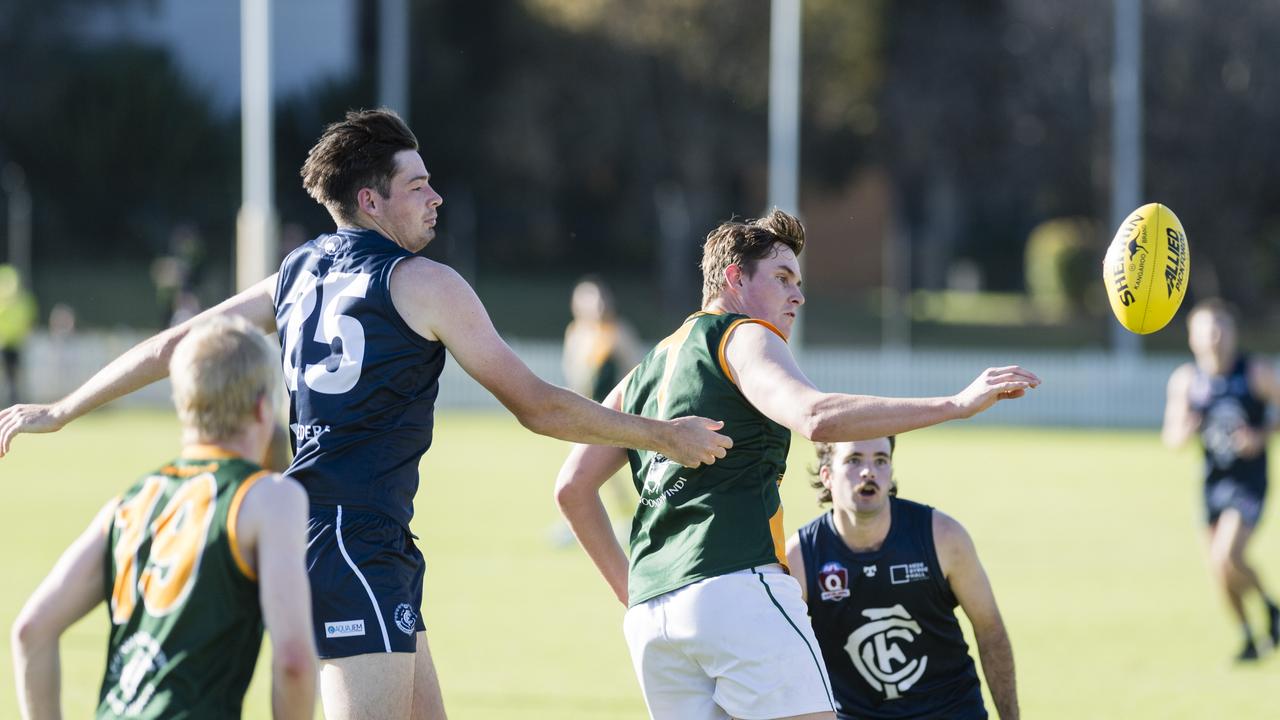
[11,317,316,718]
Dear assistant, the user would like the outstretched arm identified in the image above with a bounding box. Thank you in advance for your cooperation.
[554,382,632,605]
[12,501,114,719]
[935,511,1018,720]
[391,259,731,467]
[0,275,279,457]
[1161,363,1199,450]
[725,323,1039,441]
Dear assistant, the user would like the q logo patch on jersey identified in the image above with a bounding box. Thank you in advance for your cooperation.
[845,604,928,700]
[819,561,851,601]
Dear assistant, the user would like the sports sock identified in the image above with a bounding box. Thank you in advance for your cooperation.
[1236,624,1259,662]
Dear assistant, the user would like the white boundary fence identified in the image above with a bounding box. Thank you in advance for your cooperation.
[16,332,1190,428]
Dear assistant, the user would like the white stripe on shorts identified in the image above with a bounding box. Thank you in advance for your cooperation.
[335,504,392,652]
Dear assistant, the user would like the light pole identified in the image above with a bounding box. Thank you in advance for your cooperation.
[769,0,803,347]
[237,0,276,292]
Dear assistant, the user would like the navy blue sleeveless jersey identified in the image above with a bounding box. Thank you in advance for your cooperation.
[1189,355,1269,489]
[797,499,986,720]
[274,228,446,527]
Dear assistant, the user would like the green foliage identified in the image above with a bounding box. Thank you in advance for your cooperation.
[2,411,1277,718]
[1023,217,1101,320]
[1,40,237,265]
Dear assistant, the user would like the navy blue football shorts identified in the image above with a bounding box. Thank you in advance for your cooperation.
[306,504,426,658]
[1204,476,1267,528]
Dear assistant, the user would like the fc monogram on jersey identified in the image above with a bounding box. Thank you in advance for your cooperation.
[846,604,928,700]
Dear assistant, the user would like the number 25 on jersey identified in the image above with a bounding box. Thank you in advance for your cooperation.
[280,271,370,395]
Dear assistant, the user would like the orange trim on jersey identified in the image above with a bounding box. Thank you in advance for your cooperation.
[654,320,699,415]
[769,500,788,571]
[717,318,788,387]
[227,470,272,582]
[181,444,240,461]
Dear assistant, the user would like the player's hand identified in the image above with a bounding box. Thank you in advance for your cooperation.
[1232,427,1267,459]
[0,403,67,458]
[952,366,1041,419]
[664,417,733,468]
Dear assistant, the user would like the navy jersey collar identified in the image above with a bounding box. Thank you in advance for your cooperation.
[334,226,405,251]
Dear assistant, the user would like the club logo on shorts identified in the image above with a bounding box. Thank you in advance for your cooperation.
[845,604,928,700]
[394,603,417,635]
[103,632,168,716]
[818,561,851,601]
[325,620,366,638]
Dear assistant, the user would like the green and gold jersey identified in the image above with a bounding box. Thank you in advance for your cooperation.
[98,446,269,719]
[622,311,791,606]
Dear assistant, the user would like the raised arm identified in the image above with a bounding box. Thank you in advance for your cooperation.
[390,259,730,467]
[724,322,1038,441]
[0,275,279,457]
[935,511,1018,720]
[554,382,633,605]
[1161,363,1199,450]
[11,500,114,719]
[234,474,317,720]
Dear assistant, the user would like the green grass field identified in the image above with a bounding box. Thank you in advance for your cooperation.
[2,409,1278,718]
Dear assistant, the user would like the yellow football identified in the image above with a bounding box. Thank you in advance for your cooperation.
[1102,202,1190,334]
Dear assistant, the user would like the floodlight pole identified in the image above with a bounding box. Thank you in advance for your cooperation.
[1110,0,1142,358]
[379,0,410,121]
[237,0,276,292]
[768,0,803,348]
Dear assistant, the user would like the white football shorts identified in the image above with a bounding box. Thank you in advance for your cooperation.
[622,564,836,720]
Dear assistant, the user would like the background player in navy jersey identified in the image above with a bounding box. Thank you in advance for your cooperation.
[0,109,731,720]
[786,437,1018,720]
[11,317,316,719]
[1162,298,1280,661]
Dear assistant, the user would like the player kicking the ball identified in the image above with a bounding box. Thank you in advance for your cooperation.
[1163,298,1280,661]
[555,209,1038,719]
[787,436,1018,719]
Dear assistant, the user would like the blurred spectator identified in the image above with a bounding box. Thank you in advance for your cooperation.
[553,276,645,547]
[0,264,36,405]
[48,303,76,338]
[169,289,203,327]
[151,224,205,327]
[562,275,643,402]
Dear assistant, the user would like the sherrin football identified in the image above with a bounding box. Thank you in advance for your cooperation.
[1102,202,1190,334]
